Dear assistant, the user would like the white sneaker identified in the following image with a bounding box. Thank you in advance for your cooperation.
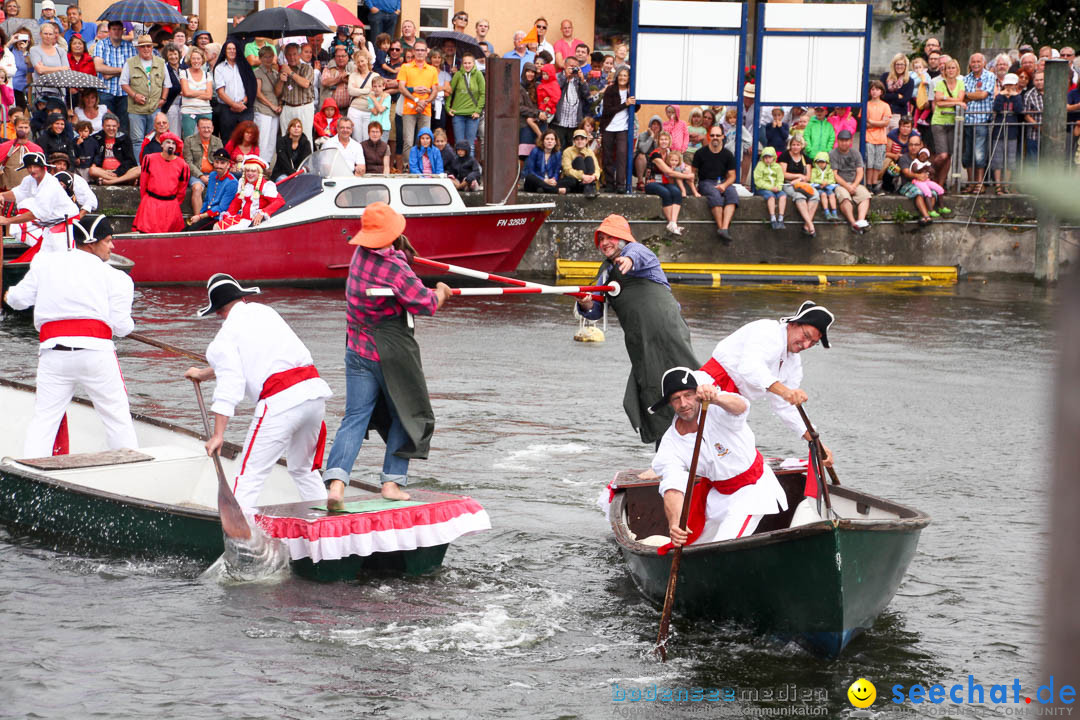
[789,496,824,527]
[855,219,870,228]
[667,222,683,236]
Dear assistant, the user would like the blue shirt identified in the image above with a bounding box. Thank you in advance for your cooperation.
[201,171,239,216]
[502,48,535,77]
[64,21,98,46]
[93,38,136,96]
[367,0,399,11]
[524,147,561,180]
[577,242,670,320]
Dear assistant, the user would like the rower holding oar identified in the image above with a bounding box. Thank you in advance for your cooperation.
[184,273,334,513]
[576,215,698,448]
[3,215,138,457]
[651,367,787,548]
[700,300,836,524]
[323,202,452,508]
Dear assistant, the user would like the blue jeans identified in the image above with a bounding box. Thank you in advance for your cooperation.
[644,181,682,206]
[755,189,782,200]
[452,114,479,156]
[962,124,989,169]
[129,111,153,162]
[99,92,129,135]
[323,349,410,487]
[367,9,398,40]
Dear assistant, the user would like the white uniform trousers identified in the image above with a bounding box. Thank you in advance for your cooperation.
[24,348,138,457]
[254,111,279,165]
[232,396,327,512]
[697,499,764,544]
[279,103,314,147]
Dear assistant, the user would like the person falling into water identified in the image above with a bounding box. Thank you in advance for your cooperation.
[184,274,334,513]
[700,300,836,524]
[651,366,787,548]
[322,202,452,508]
[576,214,698,448]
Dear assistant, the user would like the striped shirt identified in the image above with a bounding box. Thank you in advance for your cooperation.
[1024,89,1044,141]
[278,62,314,106]
[93,38,136,96]
[345,245,438,360]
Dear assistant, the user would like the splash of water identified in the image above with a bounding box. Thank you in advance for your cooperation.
[200,522,291,584]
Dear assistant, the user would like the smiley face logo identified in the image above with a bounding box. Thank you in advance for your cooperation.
[847,678,876,708]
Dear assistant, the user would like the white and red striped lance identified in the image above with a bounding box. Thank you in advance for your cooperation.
[365,284,619,299]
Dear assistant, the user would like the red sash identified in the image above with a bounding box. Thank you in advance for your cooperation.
[258,365,326,470]
[658,451,765,555]
[40,318,113,343]
[259,365,320,399]
[700,358,740,394]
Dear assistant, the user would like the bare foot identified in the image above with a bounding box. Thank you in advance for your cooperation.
[326,479,346,510]
[638,468,659,480]
[381,481,410,501]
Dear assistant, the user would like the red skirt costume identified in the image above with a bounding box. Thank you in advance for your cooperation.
[217,173,285,230]
[133,134,189,233]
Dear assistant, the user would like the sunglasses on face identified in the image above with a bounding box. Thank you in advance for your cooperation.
[536,24,547,29]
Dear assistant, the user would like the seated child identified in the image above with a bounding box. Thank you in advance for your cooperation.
[811,151,839,220]
[910,147,951,217]
[313,98,339,150]
[664,150,699,198]
[752,145,787,229]
[448,140,481,191]
[432,127,455,170]
[73,120,98,179]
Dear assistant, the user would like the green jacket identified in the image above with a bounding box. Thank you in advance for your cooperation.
[753,160,784,191]
[448,68,486,116]
[804,116,835,160]
[811,164,836,186]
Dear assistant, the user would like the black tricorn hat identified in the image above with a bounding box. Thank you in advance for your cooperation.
[71,214,114,245]
[197,273,260,317]
[781,301,835,349]
[648,366,699,415]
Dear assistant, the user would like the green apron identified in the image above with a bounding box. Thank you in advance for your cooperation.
[605,262,699,444]
[366,312,435,459]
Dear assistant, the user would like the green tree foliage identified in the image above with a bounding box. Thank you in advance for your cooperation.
[891,0,1080,50]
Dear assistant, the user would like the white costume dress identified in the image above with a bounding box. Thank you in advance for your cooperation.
[5,249,138,457]
[652,372,787,544]
[10,172,80,253]
[206,301,333,512]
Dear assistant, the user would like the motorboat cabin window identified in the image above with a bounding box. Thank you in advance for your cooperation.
[335,185,391,208]
[401,184,453,207]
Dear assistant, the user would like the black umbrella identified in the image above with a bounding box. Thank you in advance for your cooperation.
[231,8,331,39]
[424,30,484,60]
[31,70,107,91]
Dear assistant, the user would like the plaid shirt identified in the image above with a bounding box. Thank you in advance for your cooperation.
[94,38,136,96]
[962,69,996,123]
[345,245,438,361]
[1024,88,1044,141]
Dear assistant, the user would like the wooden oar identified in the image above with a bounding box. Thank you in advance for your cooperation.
[796,404,840,486]
[655,399,709,662]
[127,331,207,363]
[191,379,251,541]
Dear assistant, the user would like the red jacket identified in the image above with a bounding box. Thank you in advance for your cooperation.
[68,52,96,76]
[313,97,339,139]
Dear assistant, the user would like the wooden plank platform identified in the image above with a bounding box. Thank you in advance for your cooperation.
[555,259,959,286]
[256,486,457,520]
[15,448,154,470]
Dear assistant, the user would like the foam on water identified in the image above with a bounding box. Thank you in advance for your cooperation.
[492,442,591,471]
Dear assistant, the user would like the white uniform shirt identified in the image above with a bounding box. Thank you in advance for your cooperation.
[321,135,366,171]
[653,371,787,519]
[5,249,134,352]
[710,319,805,436]
[71,173,98,213]
[13,172,80,225]
[206,301,332,417]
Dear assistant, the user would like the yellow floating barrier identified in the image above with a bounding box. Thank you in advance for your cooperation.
[555,260,958,286]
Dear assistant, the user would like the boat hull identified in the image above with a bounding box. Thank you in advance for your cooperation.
[611,476,928,656]
[0,462,225,561]
[111,209,550,285]
[290,544,449,582]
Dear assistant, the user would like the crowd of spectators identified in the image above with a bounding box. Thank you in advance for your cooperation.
[0,0,1076,240]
